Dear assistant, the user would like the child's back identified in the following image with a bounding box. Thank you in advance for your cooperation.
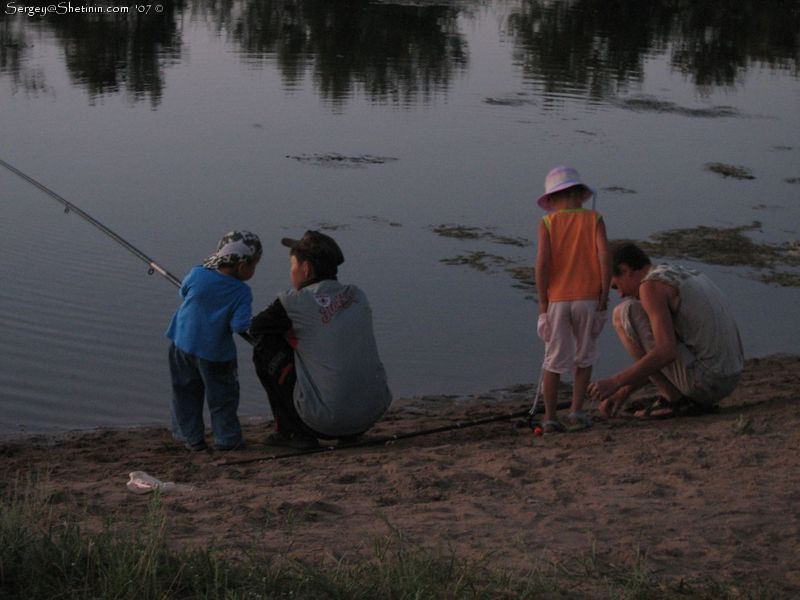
[534,167,611,433]
[542,207,603,302]
[167,265,253,363]
[166,230,262,451]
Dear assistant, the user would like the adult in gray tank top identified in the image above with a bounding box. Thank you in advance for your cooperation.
[250,230,392,449]
[588,243,743,418]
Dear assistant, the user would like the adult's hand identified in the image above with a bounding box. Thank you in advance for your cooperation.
[596,385,632,418]
[588,377,619,402]
[589,378,633,416]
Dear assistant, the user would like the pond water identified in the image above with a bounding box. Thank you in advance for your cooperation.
[1,0,799,434]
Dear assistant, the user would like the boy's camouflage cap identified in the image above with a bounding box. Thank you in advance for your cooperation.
[281,230,344,268]
[203,230,262,269]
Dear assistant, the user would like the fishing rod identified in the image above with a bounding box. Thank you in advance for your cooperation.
[0,157,255,345]
[218,400,572,467]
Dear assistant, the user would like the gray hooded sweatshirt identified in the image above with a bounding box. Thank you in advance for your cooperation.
[279,280,392,436]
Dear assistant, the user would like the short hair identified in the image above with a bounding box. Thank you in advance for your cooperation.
[290,248,338,280]
[611,243,651,275]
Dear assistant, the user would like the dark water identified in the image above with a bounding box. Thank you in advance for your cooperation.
[1,0,799,434]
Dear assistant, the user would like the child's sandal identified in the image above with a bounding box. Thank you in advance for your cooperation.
[541,420,565,434]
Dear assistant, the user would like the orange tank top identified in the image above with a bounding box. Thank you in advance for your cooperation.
[542,208,602,302]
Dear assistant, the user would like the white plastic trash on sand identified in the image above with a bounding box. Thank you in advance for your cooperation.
[126,471,193,495]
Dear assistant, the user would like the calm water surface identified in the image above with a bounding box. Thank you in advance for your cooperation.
[1,0,799,433]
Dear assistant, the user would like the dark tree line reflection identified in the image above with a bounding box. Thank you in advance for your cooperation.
[1,1,182,105]
[507,0,800,99]
[1,0,798,106]
[189,0,468,105]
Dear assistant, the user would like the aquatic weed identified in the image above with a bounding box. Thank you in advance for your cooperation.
[440,251,512,272]
[617,221,800,270]
[432,224,529,247]
[705,162,755,180]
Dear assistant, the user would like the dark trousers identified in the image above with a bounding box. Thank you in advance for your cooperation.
[168,343,242,448]
[253,336,321,438]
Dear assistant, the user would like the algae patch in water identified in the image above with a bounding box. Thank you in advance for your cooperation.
[620,221,800,287]
[432,224,537,299]
[483,95,534,107]
[315,222,349,231]
[704,162,756,180]
[357,216,403,227]
[440,251,512,272]
[432,224,528,247]
[439,252,537,299]
[760,271,800,287]
[614,96,739,118]
[506,266,536,294]
[602,186,637,194]
[286,153,399,168]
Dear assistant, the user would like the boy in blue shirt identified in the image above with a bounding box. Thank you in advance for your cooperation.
[166,231,262,451]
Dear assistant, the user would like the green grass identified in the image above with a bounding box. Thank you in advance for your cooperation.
[0,476,780,599]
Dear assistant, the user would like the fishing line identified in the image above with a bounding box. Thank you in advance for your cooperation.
[0,157,255,344]
[2,156,564,445]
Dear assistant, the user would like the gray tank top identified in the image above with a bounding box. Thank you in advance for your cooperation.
[280,280,392,436]
[643,264,744,378]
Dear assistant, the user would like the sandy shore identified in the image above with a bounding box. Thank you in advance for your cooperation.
[2,355,799,594]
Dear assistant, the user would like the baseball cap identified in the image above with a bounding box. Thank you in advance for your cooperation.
[281,230,344,267]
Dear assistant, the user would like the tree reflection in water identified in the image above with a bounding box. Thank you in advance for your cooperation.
[0,0,797,105]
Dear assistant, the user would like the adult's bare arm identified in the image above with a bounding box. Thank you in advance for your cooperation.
[589,280,678,400]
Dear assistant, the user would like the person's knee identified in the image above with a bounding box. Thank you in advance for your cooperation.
[612,300,632,334]
[613,299,648,339]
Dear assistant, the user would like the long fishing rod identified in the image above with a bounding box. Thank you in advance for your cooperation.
[219,400,572,467]
[0,157,255,344]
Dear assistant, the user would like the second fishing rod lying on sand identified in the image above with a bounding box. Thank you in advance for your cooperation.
[218,398,570,467]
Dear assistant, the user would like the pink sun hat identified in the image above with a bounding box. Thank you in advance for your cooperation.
[536,165,595,210]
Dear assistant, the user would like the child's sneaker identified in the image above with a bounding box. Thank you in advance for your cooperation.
[185,440,209,452]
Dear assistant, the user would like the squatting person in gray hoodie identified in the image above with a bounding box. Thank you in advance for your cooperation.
[250,230,392,449]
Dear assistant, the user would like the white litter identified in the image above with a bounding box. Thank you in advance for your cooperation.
[126,471,193,495]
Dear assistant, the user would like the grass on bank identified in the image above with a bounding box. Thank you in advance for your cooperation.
[0,475,778,600]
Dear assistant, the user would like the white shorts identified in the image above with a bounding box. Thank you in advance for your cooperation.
[543,299,600,374]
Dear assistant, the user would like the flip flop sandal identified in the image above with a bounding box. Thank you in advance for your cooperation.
[635,396,713,419]
[634,397,676,419]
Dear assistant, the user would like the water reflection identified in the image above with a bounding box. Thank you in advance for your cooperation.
[1,2,182,104]
[1,0,798,103]
[204,0,469,105]
[507,0,800,99]
[1,0,468,105]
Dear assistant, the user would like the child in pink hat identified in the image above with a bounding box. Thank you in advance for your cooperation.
[534,166,611,432]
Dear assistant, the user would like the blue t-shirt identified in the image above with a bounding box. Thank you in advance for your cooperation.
[166,266,253,362]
